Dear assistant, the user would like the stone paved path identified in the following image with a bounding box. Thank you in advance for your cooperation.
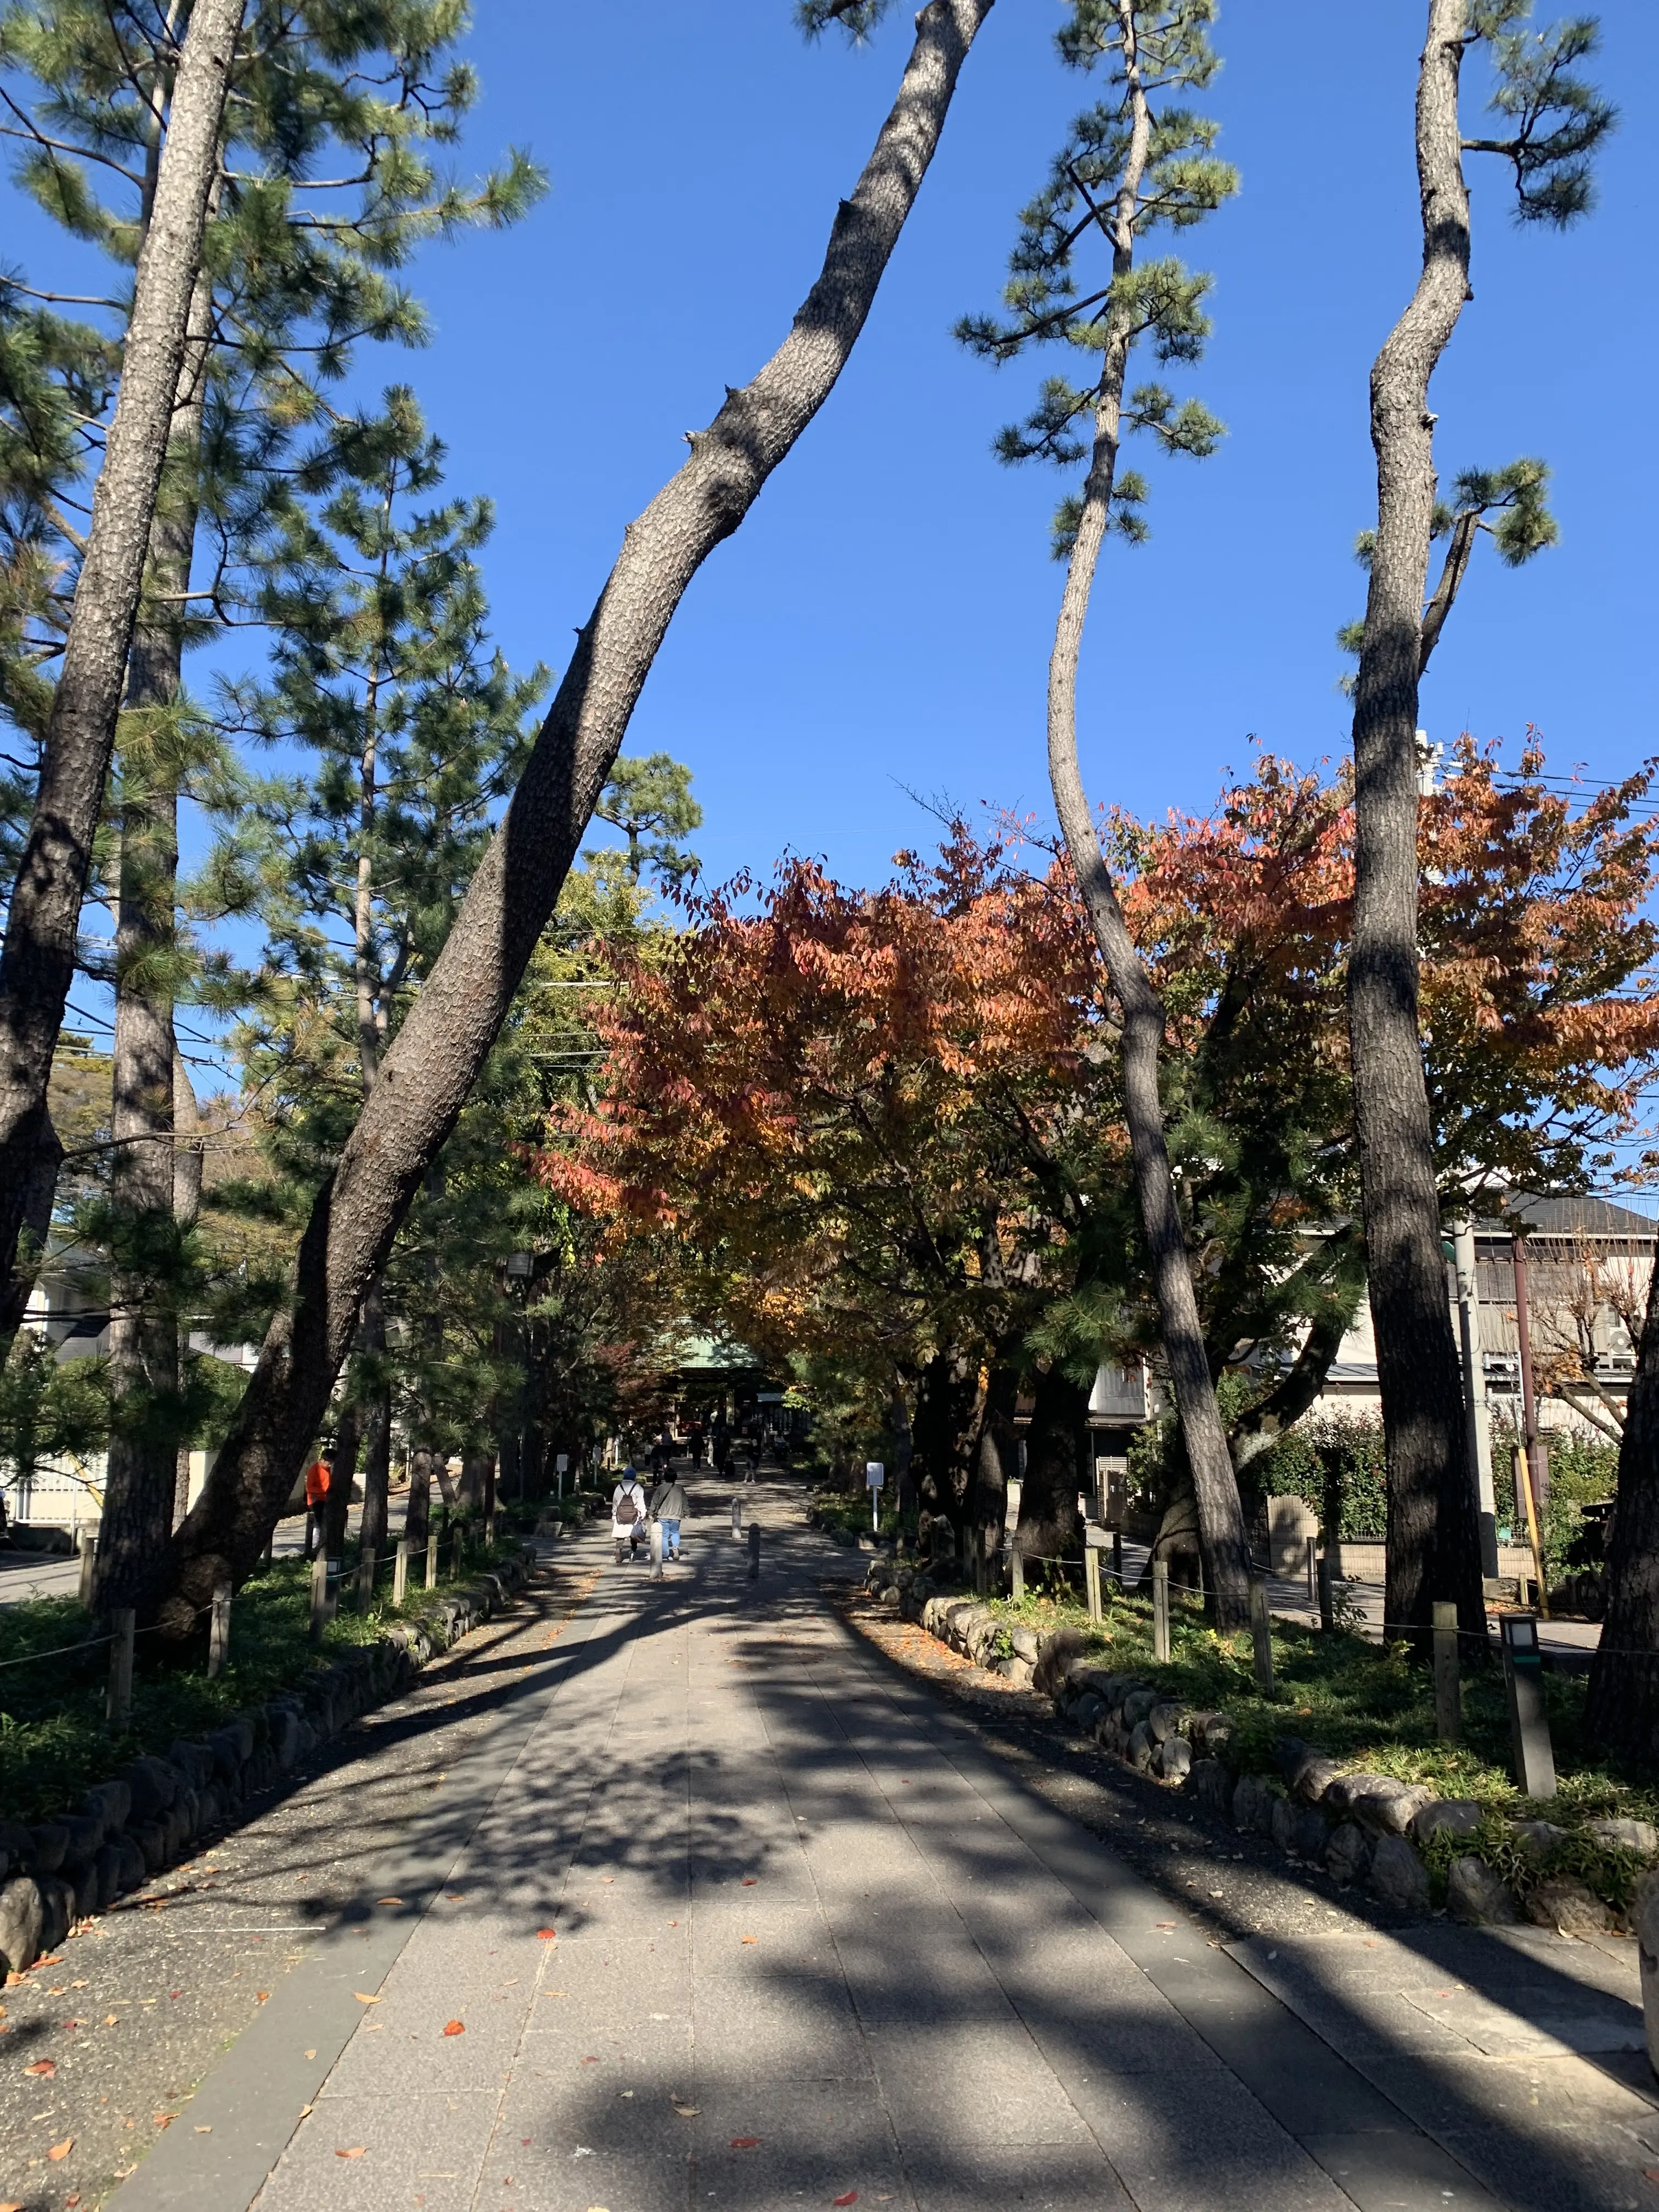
[105,1485,1655,2212]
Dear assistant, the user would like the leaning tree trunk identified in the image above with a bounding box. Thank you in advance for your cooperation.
[1346,0,1486,1648]
[155,0,997,1630]
[1585,1264,1659,1759]
[1042,12,1250,1627]
[97,270,215,1616]
[0,0,242,1316]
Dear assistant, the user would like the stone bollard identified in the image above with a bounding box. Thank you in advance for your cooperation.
[748,1522,761,1582]
[731,1496,742,1541]
[1249,1576,1274,1695]
[208,1573,232,1679]
[650,1520,664,1583]
[106,1607,135,1729]
[1432,1601,1460,1742]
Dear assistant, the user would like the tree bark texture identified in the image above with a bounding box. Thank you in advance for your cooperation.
[405,1444,432,1561]
[1043,3,1250,1626]
[0,1112,62,1359]
[1346,0,1487,1646]
[358,1287,391,1561]
[1587,1262,1659,1760]
[0,0,244,1318]
[97,270,215,1616]
[157,0,996,1629]
[323,1398,359,1562]
[1011,1363,1086,1578]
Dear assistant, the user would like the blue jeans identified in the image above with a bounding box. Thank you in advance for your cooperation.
[660,1516,681,1558]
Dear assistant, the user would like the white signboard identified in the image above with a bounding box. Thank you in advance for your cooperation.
[555,1454,569,1474]
[865,1462,885,1489]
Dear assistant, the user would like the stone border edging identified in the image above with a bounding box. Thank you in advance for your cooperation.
[861,1557,1654,1938]
[0,1543,538,1978]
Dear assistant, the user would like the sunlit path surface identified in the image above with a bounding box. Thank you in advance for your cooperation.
[106,1482,1651,2212]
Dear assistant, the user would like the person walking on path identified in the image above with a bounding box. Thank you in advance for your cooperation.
[303,1454,331,1560]
[611,1465,648,1565]
[651,1470,689,1560]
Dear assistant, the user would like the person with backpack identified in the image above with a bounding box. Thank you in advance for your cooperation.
[611,1465,649,1564]
[650,1469,689,1561]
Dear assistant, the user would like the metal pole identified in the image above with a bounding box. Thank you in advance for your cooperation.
[1152,1558,1171,1663]
[394,1537,409,1606]
[1431,1600,1460,1742]
[1454,1216,1499,1579]
[106,1607,135,1729]
[208,1573,232,1679]
[1511,1233,1548,1510]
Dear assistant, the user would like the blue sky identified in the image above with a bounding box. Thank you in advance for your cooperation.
[5,1,1656,1111]
[389,0,1657,891]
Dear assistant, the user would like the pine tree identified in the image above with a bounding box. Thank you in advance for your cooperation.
[957,0,1250,1621]
[1345,1,1611,1650]
[157,0,998,1632]
[0,0,543,1611]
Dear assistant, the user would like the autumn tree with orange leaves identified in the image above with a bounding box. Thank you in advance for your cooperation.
[546,737,1659,1593]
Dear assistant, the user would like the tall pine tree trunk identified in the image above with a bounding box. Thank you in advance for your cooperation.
[0,0,242,1316]
[1043,5,1249,1626]
[358,1286,391,1561]
[1347,0,1486,1646]
[156,0,997,1629]
[172,1049,202,1526]
[97,270,213,1616]
[1015,1363,1088,1576]
[1586,1263,1659,1758]
[0,1114,62,1361]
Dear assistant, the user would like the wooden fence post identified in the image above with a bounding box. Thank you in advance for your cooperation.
[1084,1539,1102,1626]
[1432,1600,1460,1742]
[1152,1559,1171,1663]
[1010,1544,1025,1602]
[394,1538,410,1606]
[77,1530,96,1610]
[310,1551,332,1644]
[106,1608,135,1729]
[208,1573,232,1679]
[1317,1545,1335,1634]
[1249,1576,1274,1695]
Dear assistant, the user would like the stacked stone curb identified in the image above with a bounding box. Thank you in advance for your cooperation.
[0,1542,538,1978]
[859,1553,1655,1934]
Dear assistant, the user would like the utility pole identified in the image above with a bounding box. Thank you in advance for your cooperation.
[1453,1216,1499,1580]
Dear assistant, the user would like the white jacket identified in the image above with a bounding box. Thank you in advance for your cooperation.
[611,1479,648,1539]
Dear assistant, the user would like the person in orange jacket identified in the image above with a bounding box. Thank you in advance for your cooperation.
[303,1454,331,1559]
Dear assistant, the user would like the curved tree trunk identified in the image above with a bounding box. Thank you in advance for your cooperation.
[156,0,997,1629]
[1346,0,1486,1649]
[1043,7,1249,1627]
[0,0,242,1312]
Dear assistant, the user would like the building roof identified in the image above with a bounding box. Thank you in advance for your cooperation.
[1476,1193,1658,1242]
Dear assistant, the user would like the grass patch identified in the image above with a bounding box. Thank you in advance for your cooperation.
[0,1527,521,1827]
[810,1487,908,1544]
[985,1579,1656,1821]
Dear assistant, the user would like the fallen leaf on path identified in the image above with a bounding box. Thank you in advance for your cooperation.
[581,2055,599,2064]
[353,1993,381,2005]
[1155,1922,1176,1931]
[194,2125,212,2133]
[256,1991,270,2003]
[442,2020,466,2036]
[740,1936,757,1945]
[731,2137,760,2149]
[1,2198,23,2210]
[47,2138,72,2160]
[336,2147,366,2159]
[537,1928,557,1940]
[834,2194,859,2205]
[104,2014,118,2026]
[741,1878,756,1887]
[24,2059,55,2076]
[304,2049,316,2060]
[671,2100,699,2118]
[376,1897,403,1905]
[153,2114,177,2128]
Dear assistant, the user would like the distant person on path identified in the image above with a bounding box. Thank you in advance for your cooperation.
[611,1465,648,1564]
[303,1454,331,1559]
[651,1470,689,1560]
[687,1420,705,1467]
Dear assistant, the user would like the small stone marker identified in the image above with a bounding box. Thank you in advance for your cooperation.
[731,1495,742,1540]
[1500,1611,1557,1798]
[107,1606,135,1729]
[650,1519,664,1583]
[1152,1559,1171,1664]
[1432,1600,1460,1742]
